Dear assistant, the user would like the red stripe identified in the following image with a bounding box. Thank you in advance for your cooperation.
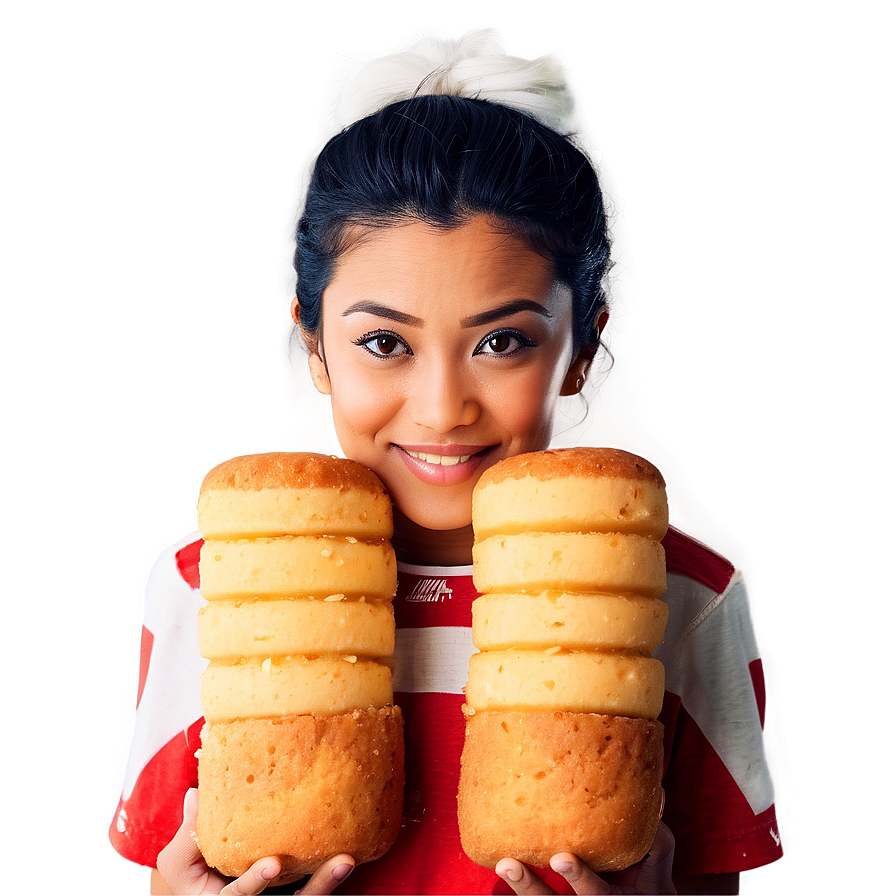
[663,527,735,593]
[658,690,682,778]
[393,571,478,629]
[135,626,153,710]
[346,691,575,895]
[179,532,734,601]
[111,693,782,881]
[109,718,204,868]
[182,534,730,610]
[659,696,782,874]
[175,538,202,590]
[749,658,767,727]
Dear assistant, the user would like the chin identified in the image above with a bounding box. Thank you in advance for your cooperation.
[411,511,473,533]
[394,501,473,535]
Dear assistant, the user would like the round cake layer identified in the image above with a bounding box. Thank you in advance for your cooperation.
[201,656,393,722]
[199,487,393,540]
[197,707,404,882]
[477,447,666,491]
[464,650,664,718]
[199,536,396,601]
[471,593,668,652]
[198,452,393,539]
[472,532,666,598]
[458,711,663,872]
[198,598,395,660]
[473,448,667,540]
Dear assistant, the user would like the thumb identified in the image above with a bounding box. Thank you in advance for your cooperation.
[183,787,200,825]
[156,789,219,890]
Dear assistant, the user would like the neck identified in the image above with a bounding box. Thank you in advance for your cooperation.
[390,509,474,567]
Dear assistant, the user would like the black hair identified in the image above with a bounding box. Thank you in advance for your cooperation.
[293,95,611,352]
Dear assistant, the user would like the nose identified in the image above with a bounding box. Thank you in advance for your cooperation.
[410,356,480,433]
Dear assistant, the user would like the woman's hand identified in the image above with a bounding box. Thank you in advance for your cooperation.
[154,788,354,894]
[495,821,676,895]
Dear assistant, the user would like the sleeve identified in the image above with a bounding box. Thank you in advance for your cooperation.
[109,535,207,868]
[657,572,783,875]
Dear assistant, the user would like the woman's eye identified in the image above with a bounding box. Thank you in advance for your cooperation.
[474,329,534,356]
[355,331,410,358]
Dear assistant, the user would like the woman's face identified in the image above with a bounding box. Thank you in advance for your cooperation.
[307,215,589,533]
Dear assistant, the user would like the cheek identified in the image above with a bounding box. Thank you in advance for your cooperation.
[488,362,568,442]
[329,370,399,445]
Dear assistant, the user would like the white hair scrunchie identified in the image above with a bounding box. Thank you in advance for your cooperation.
[335,30,575,135]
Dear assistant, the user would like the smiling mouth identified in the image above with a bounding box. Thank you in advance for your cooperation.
[393,444,495,485]
[403,450,474,467]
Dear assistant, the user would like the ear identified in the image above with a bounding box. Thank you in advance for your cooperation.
[308,349,332,395]
[560,347,595,395]
[292,298,332,395]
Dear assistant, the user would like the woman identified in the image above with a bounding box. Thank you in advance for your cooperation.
[114,33,781,895]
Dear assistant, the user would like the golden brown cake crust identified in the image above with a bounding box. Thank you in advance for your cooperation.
[478,447,665,489]
[197,706,404,885]
[200,452,391,498]
[458,711,664,873]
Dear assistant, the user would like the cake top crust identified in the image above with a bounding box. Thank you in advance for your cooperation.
[200,452,390,498]
[477,447,665,490]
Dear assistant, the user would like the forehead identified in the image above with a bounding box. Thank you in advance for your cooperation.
[324,215,559,311]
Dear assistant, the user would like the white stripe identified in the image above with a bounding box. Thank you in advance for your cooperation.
[683,588,728,639]
[393,627,475,695]
[397,561,474,577]
[659,573,774,815]
[121,537,206,799]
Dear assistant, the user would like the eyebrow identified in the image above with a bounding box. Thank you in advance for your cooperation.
[340,297,552,328]
[460,299,552,328]
[341,301,424,326]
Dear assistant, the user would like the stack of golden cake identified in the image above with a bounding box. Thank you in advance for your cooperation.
[458,447,669,871]
[195,452,403,886]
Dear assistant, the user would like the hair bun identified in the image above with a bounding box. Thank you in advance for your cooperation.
[335,30,575,134]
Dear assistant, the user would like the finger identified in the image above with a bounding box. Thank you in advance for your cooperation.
[639,821,676,893]
[495,858,555,895]
[549,853,617,895]
[156,789,227,892]
[220,857,283,895]
[297,854,355,895]
[614,822,676,895]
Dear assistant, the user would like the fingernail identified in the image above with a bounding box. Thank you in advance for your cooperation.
[332,863,354,882]
[260,863,278,881]
[182,788,198,816]
[550,858,574,875]
[498,863,523,882]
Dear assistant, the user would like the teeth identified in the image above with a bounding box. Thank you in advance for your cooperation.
[406,450,473,466]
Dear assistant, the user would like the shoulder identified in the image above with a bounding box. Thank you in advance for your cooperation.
[146,532,203,592]
[662,526,737,595]
[660,526,750,645]
[141,533,205,635]
[170,532,203,590]
[658,527,761,680]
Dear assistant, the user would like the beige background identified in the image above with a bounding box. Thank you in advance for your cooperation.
[3,1,892,892]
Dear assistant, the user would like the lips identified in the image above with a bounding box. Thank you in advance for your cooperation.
[392,443,495,486]
[403,450,474,467]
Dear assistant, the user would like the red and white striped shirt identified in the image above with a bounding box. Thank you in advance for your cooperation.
[110,527,782,893]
